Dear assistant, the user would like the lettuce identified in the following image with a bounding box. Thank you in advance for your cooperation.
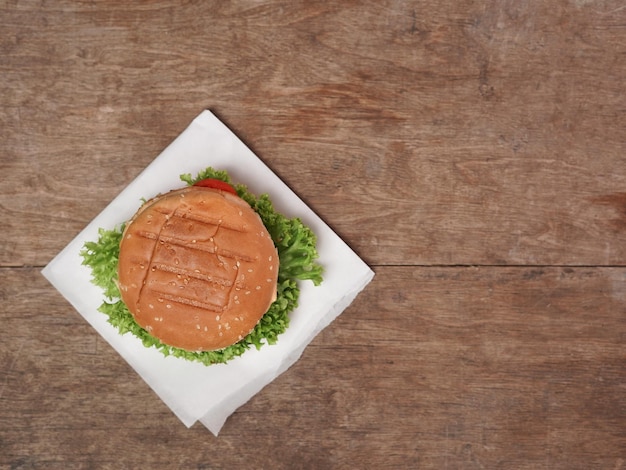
[80,167,323,365]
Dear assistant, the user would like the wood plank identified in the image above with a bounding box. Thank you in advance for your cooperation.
[1,0,625,267]
[1,266,624,468]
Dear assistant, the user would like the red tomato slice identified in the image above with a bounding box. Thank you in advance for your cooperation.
[193,178,238,195]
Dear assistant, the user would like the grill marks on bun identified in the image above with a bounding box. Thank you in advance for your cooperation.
[117,187,279,351]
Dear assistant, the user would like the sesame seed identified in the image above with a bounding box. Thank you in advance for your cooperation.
[215,315,220,321]
[219,332,223,337]
[196,324,200,330]
[269,255,273,261]
[157,298,164,302]
[256,285,261,290]
[166,304,172,309]
[149,304,154,309]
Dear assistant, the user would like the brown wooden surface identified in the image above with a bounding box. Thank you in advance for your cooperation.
[1,1,625,468]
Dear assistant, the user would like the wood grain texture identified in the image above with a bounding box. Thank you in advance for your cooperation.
[1,0,625,468]
[1,267,624,469]
[1,0,624,266]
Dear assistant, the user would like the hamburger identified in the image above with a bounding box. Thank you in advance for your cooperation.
[81,167,323,365]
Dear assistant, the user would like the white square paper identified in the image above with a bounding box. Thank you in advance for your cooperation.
[42,110,374,435]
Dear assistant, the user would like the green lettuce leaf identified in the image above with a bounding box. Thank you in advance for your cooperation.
[80,167,323,365]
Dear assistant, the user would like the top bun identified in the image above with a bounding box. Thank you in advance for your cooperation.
[117,186,279,351]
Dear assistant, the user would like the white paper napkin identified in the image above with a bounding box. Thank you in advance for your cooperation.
[42,110,375,435]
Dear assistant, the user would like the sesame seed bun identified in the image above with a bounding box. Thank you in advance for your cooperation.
[117,186,279,351]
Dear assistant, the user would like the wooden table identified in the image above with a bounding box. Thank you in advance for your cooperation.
[2,1,624,468]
